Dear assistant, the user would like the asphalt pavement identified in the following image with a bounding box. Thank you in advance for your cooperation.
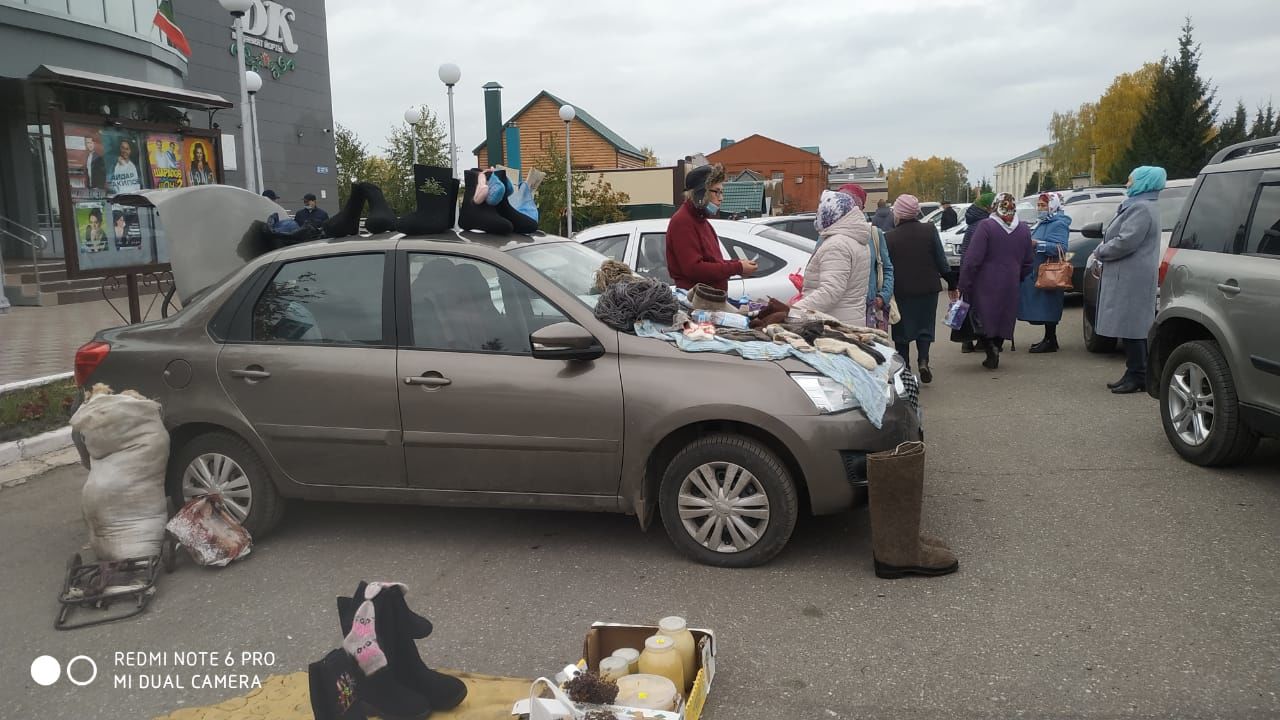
[3,302,1278,720]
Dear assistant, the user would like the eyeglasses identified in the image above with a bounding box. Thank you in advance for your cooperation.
[708,189,724,198]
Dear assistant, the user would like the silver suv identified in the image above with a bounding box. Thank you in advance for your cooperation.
[1147,136,1280,465]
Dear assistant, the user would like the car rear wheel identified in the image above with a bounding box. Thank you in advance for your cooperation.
[1158,341,1259,466]
[1082,308,1117,353]
[168,431,284,538]
[658,434,798,568]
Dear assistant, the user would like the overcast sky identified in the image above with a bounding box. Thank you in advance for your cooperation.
[327,0,1277,182]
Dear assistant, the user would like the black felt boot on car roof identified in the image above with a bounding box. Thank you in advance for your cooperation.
[492,168,538,234]
[458,169,513,235]
[359,182,398,234]
[324,182,367,239]
[397,165,459,236]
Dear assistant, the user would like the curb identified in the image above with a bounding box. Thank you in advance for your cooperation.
[0,426,74,470]
[0,371,74,396]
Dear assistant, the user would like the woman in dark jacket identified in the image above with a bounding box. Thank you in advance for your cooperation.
[958,193,1035,370]
[886,194,956,383]
[957,193,993,352]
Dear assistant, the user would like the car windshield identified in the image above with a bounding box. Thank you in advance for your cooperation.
[1066,198,1124,230]
[1158,184,1192,231]
[754,226,816,253]
[508,241,608,309]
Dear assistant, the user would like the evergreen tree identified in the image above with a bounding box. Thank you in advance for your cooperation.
[1042,171,1058,191]
[980,178,993,195]
[1024,171,1041,197]
[1249,101,1276,139]
[1216,101,1250,151]
[1111,19,1218,181]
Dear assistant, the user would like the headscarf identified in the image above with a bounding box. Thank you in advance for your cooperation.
[892,194,920,221]
[1038,192,1063,213]
[990,192,1018,234]
[814,190,856,232]
[837,183,868,209]
[975,192,995,210]
[1127,166,1167,196]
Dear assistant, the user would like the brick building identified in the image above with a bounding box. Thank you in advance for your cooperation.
[706,134,830,213]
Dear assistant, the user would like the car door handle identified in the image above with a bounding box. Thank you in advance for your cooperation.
[229,368,271,380]
[1216,281,1242,296]
[404,374,451,388]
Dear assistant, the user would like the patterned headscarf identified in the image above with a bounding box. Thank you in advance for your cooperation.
[993,192,1017,221]
[1127,166,1167,196]
[892,194,920,221]
[814,190,856,232]
[1038,192,1063,213]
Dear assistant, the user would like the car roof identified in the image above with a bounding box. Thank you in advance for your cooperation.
[265,229,573,263]
[1204,147,1280,173]
[742,213,815,224]
[575,217,772,238]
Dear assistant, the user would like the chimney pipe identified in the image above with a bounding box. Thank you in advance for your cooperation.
[483,82,503,167]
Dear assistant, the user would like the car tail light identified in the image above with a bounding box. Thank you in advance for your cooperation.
[1158,248,1179,287]
[74,341,110,386]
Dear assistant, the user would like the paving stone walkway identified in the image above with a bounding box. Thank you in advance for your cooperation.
[0,300,130,385]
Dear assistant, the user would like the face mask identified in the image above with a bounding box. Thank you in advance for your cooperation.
[704,201,719,215]
[1037,211,1049,220]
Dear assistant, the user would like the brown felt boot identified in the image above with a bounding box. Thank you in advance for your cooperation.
[866,441,958,579]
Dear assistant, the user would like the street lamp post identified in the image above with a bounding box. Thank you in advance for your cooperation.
[219,0,255,193]
[1088,144,1100,186]
[559,104,575,237]
[246,70,264,193]
[403,107,421,165]
[437,64,461,180]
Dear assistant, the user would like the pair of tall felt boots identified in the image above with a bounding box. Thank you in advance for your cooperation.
[458,168,538,235]
[866,441,959,579]
[324,167,461,240]
[324,181,398,238]
[308,582,467,720]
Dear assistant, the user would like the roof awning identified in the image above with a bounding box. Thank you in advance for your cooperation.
[29,65,233,111]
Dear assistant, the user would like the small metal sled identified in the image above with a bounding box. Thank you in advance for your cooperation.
[55,536,177,631]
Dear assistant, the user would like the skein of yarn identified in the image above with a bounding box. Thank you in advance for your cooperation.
[594,277,679,331]
[593,260,636,293]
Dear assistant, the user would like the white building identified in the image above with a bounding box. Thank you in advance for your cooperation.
[993,147,1048,197]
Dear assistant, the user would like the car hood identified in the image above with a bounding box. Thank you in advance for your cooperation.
[111,185,286,304]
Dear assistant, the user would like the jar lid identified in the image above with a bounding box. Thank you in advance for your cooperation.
[616,674,678,711]
[644,634,674,651]
[659,616,687,633]
[600,656,627,672]
[611,648,640,662]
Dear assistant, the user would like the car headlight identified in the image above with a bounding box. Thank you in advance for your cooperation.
[944,242,957,254]
[791,374,858,413]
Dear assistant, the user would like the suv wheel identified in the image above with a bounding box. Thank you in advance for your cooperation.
[658,434,798,568]
[168,431,284,538]
[1083,308,1117,353]
[1158,340,1259,466]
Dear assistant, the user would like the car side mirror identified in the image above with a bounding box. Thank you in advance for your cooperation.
[1081,222,1104,239]
[531,322,604,362]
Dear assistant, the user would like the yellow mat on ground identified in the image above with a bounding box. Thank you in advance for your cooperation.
[152,669,533,720]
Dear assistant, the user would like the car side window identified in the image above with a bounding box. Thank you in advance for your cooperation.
[720,237,784,277]
[406,254,567,354]
[1245,184,1280,257]
[635,232,673,285]
[787,220,819,241]
[582,234,628,262]
[1176,171,1260,253]
[251,253,384,345]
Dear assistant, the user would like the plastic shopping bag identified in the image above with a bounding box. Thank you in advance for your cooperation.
[944,298,970,331]
[165,496,253,567]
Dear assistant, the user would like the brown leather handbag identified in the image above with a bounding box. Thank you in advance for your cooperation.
[1035,248,1074,290]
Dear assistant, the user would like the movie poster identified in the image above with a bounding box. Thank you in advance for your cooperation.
[75,202,110,254]
[102,129,145,196]
[147,133,185,189]
[183,137,218,186]
[62,124,110,200]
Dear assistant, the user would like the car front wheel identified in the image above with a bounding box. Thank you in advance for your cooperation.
[168,431,284,538]
[658,434,798,568]
[1158,340,1259,466]
[1083,308,1117,353]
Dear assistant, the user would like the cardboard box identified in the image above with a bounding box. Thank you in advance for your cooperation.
[577,622,717,720]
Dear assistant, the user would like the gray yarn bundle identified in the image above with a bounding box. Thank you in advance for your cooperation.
[594,277,679,331]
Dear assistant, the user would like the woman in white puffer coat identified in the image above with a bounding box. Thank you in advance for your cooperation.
[793,190,872,326]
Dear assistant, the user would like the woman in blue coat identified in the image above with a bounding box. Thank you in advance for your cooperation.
[1017,192,1072,353]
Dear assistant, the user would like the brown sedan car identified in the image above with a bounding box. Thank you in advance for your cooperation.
[74,231,920,567]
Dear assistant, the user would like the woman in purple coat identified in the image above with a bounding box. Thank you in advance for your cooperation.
[958,193,1035,369]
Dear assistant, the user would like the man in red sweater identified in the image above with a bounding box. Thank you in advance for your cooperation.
[665,163,758,292]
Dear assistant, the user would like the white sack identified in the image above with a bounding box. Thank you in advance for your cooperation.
[70,391,170,561]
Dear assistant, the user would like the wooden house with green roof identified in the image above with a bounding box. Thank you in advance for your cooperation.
[473,90,647,172]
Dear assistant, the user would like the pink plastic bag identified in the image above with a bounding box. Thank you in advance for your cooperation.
[788,268,805,305]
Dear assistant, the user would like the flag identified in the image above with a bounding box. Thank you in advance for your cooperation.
[153,0,191,58]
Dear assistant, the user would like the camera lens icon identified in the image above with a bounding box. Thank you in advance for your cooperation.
[31,655,98,686]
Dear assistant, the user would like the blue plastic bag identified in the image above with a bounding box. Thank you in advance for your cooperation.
[486,172,505,205]
[510,181,538,221]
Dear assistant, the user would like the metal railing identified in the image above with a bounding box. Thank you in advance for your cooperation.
[0,215,50,303]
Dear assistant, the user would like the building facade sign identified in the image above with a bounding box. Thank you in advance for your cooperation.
[228,1,299,79]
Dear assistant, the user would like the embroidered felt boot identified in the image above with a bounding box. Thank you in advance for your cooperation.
[358,182,397,234]
[866,441,958,579]
[458,169,513,234]
[492,168,538,233]
[339,583,468,712]
[397,165,458,235]
[308,649,370,720]
[324,183,368,239]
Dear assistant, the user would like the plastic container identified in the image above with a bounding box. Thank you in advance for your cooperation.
[611,647,640,675]
[638,635,685,694]
[599,656,628,683]
[659,616,697,692]
[615,673,679,711]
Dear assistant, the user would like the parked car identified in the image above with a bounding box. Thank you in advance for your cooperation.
[574,218,815,302]
[1080,179,1196,352]
[742,213,818,241]
[1060,187,1128,205]
[73,228,920,568]
[1146,137,1280,466]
